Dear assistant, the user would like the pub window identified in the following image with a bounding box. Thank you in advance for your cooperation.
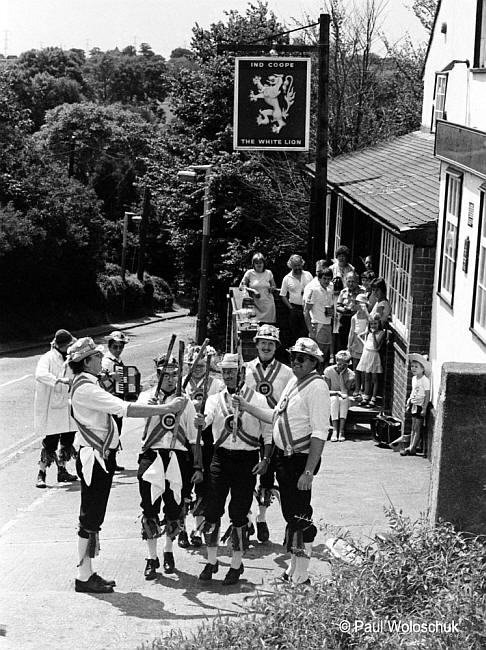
[380,231,413,340]
[438,171,463,305]
[474,0,486,68]
[431,73,447,132]
[472,191,486,339]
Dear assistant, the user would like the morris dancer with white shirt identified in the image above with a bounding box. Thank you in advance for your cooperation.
[280,254,313,344]
[244,325,293,542]
[67,337,187,594]
[195,353,272,586]
[181,343,223,548]
[234,338,330,585]
[138,352,200,579]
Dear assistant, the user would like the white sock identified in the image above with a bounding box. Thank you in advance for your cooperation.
[257,506,267,523]
[230,550,243,570]
[164,535,173,553]
[285,554,296,577]
[77,537,92,581]
[292,543,312,584]
[146,538,158,560]
[206,545,218,565]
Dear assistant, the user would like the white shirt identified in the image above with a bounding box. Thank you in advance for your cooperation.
[70,373,128,450]
[273,372,331,450]
[139,388,198,450]
[204,386,272,451]
[244,357,293,407]
[280,271,313,306]
[34,347,75,436]
[305,283,334,324]
[409,375,430,410]
[184,374,224,406]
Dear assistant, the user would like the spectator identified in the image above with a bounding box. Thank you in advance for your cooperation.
[360,270,377,309]
[336,271,364,349]
[347,293,369,399]
[357,315,385,408]
[369,277,392,327]
[324,350,355,442]
[239,253,276,324]
[330,245,355,283]
[304,267,334,365]
[279,254,313,344]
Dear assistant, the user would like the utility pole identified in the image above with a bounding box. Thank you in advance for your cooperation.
[121,211,134,282]
[68,135,76,178]
[308,14,330,267]
[196,166,212,345]
[137,187,149,282]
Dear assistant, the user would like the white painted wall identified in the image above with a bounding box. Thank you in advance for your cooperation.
[429,164,486,402]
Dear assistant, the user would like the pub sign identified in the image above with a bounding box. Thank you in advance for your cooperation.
[233,57,311,152]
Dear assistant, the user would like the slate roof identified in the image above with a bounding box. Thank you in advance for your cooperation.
[309,131,440,234]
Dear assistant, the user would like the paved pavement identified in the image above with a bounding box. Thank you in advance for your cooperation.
[0,311,431,649]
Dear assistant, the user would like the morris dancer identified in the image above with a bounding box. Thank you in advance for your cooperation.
[234,338,330,585]
[34,329,78,488]
[67,337,187,594]
[195,353,272,586]
[101,330,130,471]
[137,347,201,579]
[244,325,293,542]
[181,342,223,548]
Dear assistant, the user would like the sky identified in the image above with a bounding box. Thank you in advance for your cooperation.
[2,0,428,59]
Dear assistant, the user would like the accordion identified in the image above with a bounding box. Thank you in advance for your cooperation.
[113,364,141,401]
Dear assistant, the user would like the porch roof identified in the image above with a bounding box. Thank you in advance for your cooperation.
[309,131,440,236]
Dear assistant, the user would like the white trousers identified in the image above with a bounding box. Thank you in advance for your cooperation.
[330,395,349,420]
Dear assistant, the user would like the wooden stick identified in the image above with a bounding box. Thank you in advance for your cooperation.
[194,354,212,468]
[169,340,185,450]
[182,338,210,390]
[142,333,176,441]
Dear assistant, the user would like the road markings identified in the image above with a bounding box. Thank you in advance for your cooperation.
[0,489,57,538]
[0,374,32,389]
[0,433,40,469]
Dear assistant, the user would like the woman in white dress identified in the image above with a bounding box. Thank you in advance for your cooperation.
[239,253,276,324]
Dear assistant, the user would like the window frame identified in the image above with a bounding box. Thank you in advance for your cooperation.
[474,0,486,69]
[431,72,448,133]
[334,195,343,254]
[380,230,413,341]
[438,169,463,307]
[471,189,486,342]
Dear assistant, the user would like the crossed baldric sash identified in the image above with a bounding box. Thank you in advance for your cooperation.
[251,359,281,408]
[187,375,212,403]
[214,386,260,449]
[70,375,117,486]
[140,392,187,505]
[274,372,324,456]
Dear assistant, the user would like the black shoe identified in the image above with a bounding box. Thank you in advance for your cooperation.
[57,468,78,482]
[163,551,175,573]
[257,521,270,543]
[75,574,114,593]
[190,531,203,548]
[92,572,116,587]
[36,470,46,489]
[178,531,190,548]
[144,558,160,580]
[222,564,244,586]
[114,464,125,472]
[198,561,219,581]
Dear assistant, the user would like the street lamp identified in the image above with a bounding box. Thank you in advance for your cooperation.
[177,164,212,345]
[121,211,141,281]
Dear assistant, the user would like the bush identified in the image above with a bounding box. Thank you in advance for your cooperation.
[141,509,486,650]
[96,271,173,319]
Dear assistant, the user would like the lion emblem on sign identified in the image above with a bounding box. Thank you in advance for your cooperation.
[249,74,295,134]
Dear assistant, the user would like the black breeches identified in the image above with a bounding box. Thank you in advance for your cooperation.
[194,426,214,501]
[138,448,191,521]
[204,448,258,528]
[275,451,319,542]
[42,431,76,453]
[77,449,116,534]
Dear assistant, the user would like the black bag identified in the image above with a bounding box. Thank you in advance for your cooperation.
[372,413,402,447]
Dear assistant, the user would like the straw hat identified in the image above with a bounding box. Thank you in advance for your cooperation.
[67,337,104,363]
[217,353,239,369]
[409,353,432,377]
[105,331,129,344]
[254,324,280,344]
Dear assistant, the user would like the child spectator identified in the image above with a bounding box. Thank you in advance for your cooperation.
[336,271,364,350]
[347,294,369,399]
[393,353,431,456]
[356,315,385,408]
[369,277,392,327]
[324,350,355,442]
[360,270,377,309]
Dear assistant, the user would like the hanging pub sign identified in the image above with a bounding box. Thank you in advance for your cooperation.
[233,57,311,152]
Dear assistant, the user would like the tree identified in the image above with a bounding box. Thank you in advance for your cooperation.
[411,0,438,33]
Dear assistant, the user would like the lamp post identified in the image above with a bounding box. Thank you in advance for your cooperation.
[121,211,141,281]
[177,164,212,345]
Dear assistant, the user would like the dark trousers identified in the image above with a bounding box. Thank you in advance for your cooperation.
[275,450,319,542]
[76,448,116,534]
[204,448,258,528]
[259,442,276,490]
[338,313,353,350]
[42,431,76,453]
[138,448,191,521]
[288,304,307,344]
[194,426,214,502]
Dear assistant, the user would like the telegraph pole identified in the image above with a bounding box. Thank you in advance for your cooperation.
[137,187,149,282]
